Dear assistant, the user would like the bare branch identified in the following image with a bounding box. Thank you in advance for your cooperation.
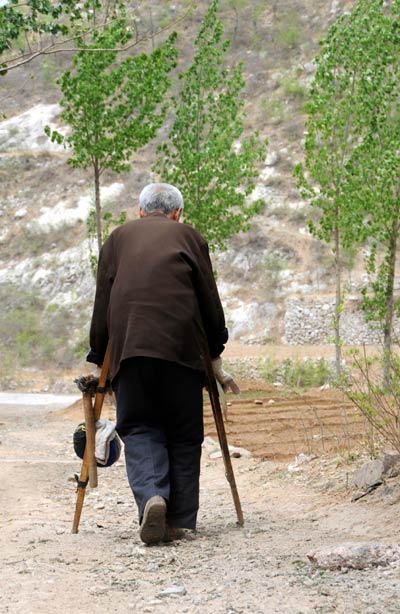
[1,7,192,72]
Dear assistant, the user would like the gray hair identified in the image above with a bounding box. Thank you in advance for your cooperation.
[139,183,184,215]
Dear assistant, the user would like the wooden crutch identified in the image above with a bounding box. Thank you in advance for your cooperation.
[203,348,244,526]
[72,344,111,534]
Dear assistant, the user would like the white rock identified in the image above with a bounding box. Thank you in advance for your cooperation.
[158,585,187,597]
[29,182,124,233]
[264,151,279,166]
[0,104,65,152]
[14,207,27,219]
[288,453,316,472]
[209,450,223,460]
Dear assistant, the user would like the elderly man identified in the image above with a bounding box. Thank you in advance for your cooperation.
[87,182,238,544]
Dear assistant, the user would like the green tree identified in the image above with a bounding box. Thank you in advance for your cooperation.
[293,7,363,376]
[347,1,400,375]
[155,0,266,251]
[226,0,247,42]
[46,18,177,263]
[294,0,400,377]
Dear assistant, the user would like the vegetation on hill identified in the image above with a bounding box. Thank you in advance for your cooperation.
[0,0,366,374]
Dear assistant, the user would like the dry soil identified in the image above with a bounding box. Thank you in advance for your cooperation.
[1,370,400,614]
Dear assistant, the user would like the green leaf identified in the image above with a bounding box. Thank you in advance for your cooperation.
[155,0,267,250]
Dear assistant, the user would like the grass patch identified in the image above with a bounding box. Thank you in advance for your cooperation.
[280,76,307,101]
[0,283,83,371]
[262,356,335,388]
[276,11,305,51]
[263,250,288,293]
[261,97,287,125]
[2,223,82,260]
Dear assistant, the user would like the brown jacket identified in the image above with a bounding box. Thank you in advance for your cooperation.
[87,212,228,378]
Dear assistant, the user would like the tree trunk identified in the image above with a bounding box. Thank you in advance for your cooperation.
[94,159,102,254]
[334,221,342,377]
[383,219,399,385]
[148,5,155,51]
[233,7,238,42]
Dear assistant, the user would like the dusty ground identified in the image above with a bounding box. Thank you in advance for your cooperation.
[1,370,400,614]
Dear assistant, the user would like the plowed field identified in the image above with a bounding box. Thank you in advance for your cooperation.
[204,384,365,460]
[60,382,365,462]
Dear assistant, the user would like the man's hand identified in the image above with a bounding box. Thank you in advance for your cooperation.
[212,357,240,394]
[74,365,110,395]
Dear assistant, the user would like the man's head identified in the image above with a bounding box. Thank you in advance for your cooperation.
[139,183,184,221]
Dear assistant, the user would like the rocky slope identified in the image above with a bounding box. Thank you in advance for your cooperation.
[0,0,378,371]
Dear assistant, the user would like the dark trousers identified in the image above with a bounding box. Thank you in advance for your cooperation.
[112,357,204,530]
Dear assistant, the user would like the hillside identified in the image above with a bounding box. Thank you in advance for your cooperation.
[0,0,373,374]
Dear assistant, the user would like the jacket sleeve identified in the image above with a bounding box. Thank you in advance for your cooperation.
[86,236,115,366]
[194,240,228,359]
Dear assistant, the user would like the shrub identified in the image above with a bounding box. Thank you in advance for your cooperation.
[280,76,306,101]
[264,250,287,292]
[261,97,286,125]
[0,284,80,369]
[340,349,400,454]
[262,356,335,388]
[277,12,304,50]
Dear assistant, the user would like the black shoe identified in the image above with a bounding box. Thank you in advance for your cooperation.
[162,525,185,542]
[139,496,166,545]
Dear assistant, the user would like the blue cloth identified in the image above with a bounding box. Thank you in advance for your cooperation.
[113,357,204,529]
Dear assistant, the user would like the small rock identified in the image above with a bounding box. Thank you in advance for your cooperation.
[89,585,109,595]
[147,563,160,571]
[202,436,219,453]
[158,585,187,597]
[308,542,400,570]
[288,453,316,472]
[209,450,223,460]
[14,207,27,219]
[265,151,279,166]
[303,61,315,74]
[382,453,400,478]
[228,445,253,459]
[353,460,384,489]
[254,399,263,405]
[352,454,400,490]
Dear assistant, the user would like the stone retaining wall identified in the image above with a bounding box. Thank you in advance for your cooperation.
[284,297,400,345]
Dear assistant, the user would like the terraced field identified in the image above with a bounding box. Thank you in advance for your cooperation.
[204,384,366,461]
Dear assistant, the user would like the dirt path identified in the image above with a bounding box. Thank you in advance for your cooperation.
[1,395,399,614]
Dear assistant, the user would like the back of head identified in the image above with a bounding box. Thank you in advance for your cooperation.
[139,183,184,215]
